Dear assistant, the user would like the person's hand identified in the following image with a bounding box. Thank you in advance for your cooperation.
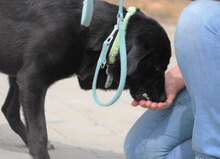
[131,65,185,110]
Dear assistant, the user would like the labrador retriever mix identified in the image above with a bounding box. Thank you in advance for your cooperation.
[0,0,171,158]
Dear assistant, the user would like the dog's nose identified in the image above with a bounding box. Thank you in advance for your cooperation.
[146,91,167,102]
[134,94,145,101]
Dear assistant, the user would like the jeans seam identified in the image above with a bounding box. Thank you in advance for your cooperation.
[172,98,191,111]
[162,134,181,142]
[142,98,191,159]
[173,97,191,108]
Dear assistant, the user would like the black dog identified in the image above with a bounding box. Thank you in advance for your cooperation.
[0,0,171,158]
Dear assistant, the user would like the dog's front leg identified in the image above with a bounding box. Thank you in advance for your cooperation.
[17,70,50,159]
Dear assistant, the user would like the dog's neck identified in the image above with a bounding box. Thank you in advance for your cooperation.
[77,0,124,79]
[77,0,140,85]
[86,1,126,51]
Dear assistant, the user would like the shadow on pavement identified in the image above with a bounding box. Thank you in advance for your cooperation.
[0,124,125,159]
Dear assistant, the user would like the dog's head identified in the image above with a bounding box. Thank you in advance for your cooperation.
[108,11,171,102]
[78,9,171,103]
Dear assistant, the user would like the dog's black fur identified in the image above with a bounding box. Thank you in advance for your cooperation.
[0,0,171,158]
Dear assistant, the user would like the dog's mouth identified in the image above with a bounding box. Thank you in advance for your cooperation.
[131,89,167,102]
[135,93,150,101]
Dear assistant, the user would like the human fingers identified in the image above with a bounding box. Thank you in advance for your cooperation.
[143,98,173,110]
[158,98,173,108]
[139,100,152,108]
[138,100,162,109]
[152,97,174,110]
[131,100,139,106]
[132,98,172,110]
[131,100,153,108]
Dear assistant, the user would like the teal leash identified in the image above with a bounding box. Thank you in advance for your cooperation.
[81,0,94,27]
[81,0,127,106]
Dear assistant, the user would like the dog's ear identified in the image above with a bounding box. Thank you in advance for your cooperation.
[127,46,139,76]
[127,46,153,76]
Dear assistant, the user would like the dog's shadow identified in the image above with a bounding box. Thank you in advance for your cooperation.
[0,124,125,159]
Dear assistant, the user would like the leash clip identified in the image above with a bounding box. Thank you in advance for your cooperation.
[105,66,114,89]
[106,35,114,44]
[106,24,118,45]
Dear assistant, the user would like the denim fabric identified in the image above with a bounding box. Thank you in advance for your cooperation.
[124,0,220,158]
[175,0,220,158]
[195,153,219,159]
[124,89,195,159]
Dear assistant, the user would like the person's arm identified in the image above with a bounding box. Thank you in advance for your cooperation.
[131,65,185,110]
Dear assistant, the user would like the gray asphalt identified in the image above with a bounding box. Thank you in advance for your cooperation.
[0,24,177,159]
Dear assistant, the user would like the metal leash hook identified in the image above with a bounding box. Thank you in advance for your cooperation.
[104,21,121,89]
[104,24,119,89]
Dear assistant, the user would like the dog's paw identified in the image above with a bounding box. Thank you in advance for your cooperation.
[47,141,55,151]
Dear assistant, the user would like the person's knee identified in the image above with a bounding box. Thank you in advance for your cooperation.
[176,0,220,35]
[145,138,177,159]
[124,137,176,159]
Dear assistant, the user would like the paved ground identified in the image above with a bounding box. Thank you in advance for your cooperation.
[0,24,177,159]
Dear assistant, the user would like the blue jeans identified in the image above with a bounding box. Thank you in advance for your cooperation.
[124,0,220,159]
